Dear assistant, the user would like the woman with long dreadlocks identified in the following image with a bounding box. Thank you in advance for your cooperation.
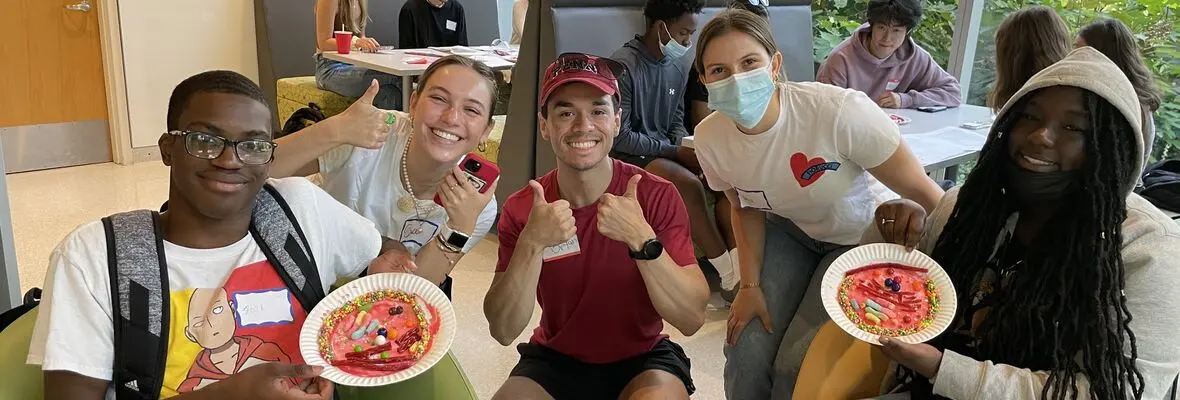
[866,47,1180,399]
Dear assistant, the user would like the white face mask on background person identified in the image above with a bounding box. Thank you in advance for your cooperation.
[659,21,690,60]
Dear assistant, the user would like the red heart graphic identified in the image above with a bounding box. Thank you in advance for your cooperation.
[791,153,828,187]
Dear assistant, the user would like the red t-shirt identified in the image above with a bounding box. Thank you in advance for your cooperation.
[496,159,696,364]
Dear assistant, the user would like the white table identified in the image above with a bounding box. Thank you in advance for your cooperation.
[322,47,516,108]
[682,104,994,181]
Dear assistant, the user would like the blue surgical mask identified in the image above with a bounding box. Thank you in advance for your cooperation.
[660,23,690,60]
[705,67,776,129]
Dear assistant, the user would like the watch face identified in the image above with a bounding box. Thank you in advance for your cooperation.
[641,239,663,260]
[446,232,469,250]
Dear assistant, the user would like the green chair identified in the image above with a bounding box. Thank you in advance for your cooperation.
[277,76,356,125]
[0,308,477,399]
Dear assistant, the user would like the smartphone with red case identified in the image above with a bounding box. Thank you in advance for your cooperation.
[434,153,500,207]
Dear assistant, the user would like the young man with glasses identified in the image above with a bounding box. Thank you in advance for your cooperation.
[484,53,709,400]
[28,70,408,399]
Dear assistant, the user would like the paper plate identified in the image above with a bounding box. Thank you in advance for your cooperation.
[889,114,912,125]
[820,243,957,345]
[299,273,456,386]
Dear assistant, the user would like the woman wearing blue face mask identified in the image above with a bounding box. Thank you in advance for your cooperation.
[691,9,944,399]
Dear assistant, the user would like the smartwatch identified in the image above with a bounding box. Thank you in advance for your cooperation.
[438,224,470,252]
[629,238,664,260]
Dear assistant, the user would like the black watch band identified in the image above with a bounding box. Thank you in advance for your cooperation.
[629,238,663,260]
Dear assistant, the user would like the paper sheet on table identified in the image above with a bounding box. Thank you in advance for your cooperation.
[903,127,989,166]
[394,48,449,57]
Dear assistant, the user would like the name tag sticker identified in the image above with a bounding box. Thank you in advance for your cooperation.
[446,20,458,31]
[734,188,772,210]
[886,79,900,91]
[543,235,581,262]
[400,219,439,247]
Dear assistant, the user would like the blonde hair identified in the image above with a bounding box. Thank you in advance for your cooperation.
[693,9,786,82]
[987,6,1070,111]
[337,0,369,35]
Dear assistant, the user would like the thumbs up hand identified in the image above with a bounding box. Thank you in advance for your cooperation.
[596,174,655,250]
[333,79,394,149]
[520,180,577,248]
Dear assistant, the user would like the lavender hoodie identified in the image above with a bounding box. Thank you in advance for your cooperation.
[817,24,961,108]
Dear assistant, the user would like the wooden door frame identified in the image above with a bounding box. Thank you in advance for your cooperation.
[96,0,134,165]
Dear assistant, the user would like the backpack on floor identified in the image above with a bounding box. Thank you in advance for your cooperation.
[280,102,328,139]
[84,183,322,399]
[1137,159,1180,216]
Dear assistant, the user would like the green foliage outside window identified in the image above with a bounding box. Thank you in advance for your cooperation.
[812,0,1179,161]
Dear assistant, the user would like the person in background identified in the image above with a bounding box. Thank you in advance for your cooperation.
[816,0,960,109]
[29,70,410,399]
[612,0,740,301]
[692,9,944,398]
[269,56,501,299]
[485,53,709,400]
[1077,18,1164,164]
[685,0,769,133]
[314,0,402,109]
[399,0,467,49]
[510,0,527,45]
[869,47,1180,400]
[987,5,1070,112]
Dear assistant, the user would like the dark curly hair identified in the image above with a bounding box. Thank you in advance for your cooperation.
[866,0,923,31]
[166,70,271,132]
[643,0,705,26]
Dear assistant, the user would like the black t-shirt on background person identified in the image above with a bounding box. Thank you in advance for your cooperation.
[399,0,468,49]
[683,64,709,135]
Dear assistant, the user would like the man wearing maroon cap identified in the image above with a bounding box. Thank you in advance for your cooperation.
[484,52,710,400]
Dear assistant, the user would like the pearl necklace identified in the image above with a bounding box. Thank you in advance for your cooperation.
[396,128,436,234]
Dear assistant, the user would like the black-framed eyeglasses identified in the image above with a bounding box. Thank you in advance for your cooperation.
[167,130,277,166]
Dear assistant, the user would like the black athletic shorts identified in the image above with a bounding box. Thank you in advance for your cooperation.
[508,338,695,399]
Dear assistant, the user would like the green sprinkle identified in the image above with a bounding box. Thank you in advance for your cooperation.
[360,302,373,312]
[353,345,363,352]
[381,351,391,359]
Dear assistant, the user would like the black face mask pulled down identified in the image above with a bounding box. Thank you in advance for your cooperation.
[1003,160,1080,205]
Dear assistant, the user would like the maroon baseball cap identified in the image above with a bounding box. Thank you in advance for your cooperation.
[538,52,626,109]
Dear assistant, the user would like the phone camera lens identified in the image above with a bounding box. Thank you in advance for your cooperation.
[465,159,482,172]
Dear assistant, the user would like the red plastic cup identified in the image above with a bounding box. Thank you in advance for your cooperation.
[335,31,353,54]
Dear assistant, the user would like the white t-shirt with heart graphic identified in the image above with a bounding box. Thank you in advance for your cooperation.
[695,82,900,245]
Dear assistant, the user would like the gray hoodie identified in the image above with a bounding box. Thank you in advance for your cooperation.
[867,47,1180,399]
[610,36,690,159]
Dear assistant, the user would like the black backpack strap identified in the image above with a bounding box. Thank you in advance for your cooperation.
[251,183,325,312]
[103,210,169,399]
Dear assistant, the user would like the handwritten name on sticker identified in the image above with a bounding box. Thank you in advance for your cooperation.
[233,288,295,327]
[543,235,581,262]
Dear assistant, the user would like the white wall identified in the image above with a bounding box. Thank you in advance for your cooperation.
[120,0,260,148]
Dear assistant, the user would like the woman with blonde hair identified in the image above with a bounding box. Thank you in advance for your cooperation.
[314,0,402,109]
[691,9,944,398]
[987,5,1070,111]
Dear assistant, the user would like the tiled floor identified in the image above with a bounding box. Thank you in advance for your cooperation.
[6,162,730,399]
